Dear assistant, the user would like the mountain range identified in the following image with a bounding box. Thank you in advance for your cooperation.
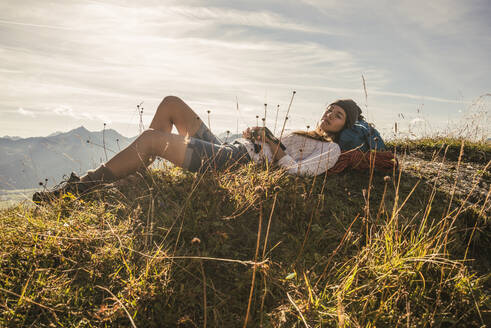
[0,126,136,190]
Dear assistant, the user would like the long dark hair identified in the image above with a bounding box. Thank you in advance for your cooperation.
[293,99,364,142]
[292,128,336,142]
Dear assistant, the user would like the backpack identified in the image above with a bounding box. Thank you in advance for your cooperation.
[338,120,386,152]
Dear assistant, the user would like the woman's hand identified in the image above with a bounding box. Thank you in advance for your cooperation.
[265,138,286,162]
[242,127,251,139]
[243,126,286,161]
[242,126,266,141]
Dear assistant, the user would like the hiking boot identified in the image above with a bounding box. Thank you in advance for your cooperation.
[32,172,86,204]
[32,164,117,204]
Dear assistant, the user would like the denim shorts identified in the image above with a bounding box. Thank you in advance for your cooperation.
[182,138,251,173]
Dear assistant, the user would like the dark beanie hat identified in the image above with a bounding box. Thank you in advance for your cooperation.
[329,99,363,128]
[329,99,363,129]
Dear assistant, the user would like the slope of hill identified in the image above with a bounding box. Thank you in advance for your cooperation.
[0,126,136,190]
[0,138,489,327]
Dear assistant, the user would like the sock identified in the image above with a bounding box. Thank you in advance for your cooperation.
[80,164,117,185]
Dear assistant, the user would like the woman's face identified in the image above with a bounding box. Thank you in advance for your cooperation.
[319,104,347,134]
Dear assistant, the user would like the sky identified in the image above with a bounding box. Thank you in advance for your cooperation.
[1,0,490,139]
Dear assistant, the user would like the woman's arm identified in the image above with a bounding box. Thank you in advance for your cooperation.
[276,142,341,176]
[249,126,340,176]
[265,138,286,162]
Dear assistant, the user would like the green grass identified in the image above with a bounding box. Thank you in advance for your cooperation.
[387,137,491,164]
[0,138,489,327]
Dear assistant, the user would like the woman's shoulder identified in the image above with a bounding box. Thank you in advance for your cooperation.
[281,130,309,143]
[282,130,332,143]
[281,129,314,140]
[283,131,340,151]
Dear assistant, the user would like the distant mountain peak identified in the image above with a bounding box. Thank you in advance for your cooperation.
[47,131,63,137]
[59,126,91,137]
[72,126,89,133]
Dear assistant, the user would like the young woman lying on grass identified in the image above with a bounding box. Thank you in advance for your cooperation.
[33,95,366,203]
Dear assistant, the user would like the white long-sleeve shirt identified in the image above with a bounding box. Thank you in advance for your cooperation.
[235,132,340,176]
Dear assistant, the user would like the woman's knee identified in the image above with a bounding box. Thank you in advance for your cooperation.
[159,95,183,109]
[135,128,166,155]
[155,96,185,121]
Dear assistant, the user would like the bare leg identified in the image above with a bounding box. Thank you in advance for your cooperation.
[150,95,220,143]
[88,96,217,181]
[103,129,189,179]
[98,96,203,180]
[132,95,210,171]
[149,95,203,136]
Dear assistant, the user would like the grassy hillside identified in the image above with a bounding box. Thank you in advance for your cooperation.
[387,137,491,164]
[0,138,489,327]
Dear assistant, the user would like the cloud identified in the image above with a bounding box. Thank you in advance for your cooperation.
[369,90,468,104]
[165,5,336,35]
[51,105,111,123]
[393,0,471,33]
[0,68,23,74]
[52,106,94,121]
[17,107,36,117]
[53,105,75,116]
[0,18,75,31]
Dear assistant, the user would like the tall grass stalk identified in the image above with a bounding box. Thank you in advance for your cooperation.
[243,201,263,328]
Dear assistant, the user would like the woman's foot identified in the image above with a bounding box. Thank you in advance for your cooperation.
[32,172,88,204]
[32,164,117,204]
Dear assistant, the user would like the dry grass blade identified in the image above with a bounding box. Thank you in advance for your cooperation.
[243,202,263,328]
[0,287,59,313]
[287,292,310,328]
[96,285,137,328]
